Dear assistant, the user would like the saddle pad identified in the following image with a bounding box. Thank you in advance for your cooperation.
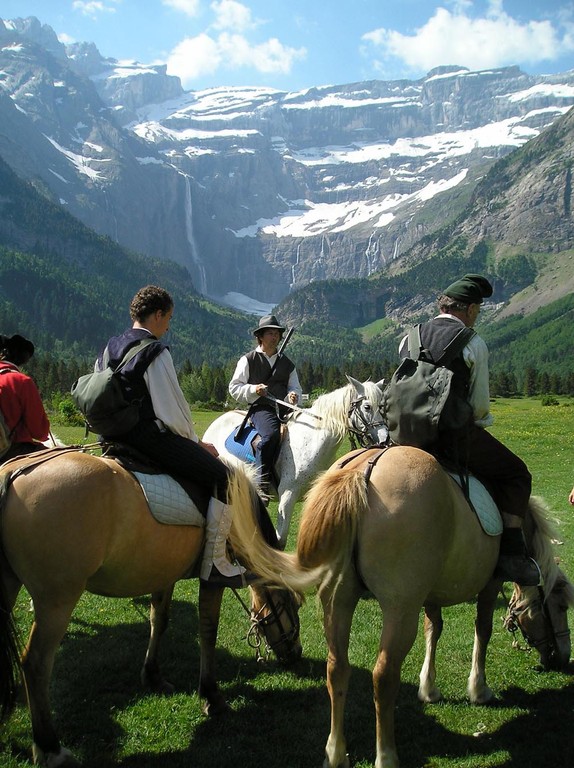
[134,471,205,527]
[447,472,503,536]
[225,424,257,463]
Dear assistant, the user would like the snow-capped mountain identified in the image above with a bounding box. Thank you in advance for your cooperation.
[1,16,574,311]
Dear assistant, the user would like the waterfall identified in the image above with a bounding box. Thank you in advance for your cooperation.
[183,174,208,294]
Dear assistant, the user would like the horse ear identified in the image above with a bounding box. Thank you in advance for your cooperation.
[345,374,363,394]
[375,378,386,390]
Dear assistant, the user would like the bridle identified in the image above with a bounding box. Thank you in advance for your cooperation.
[234,586,301,664]
[347,396,388,450]
[502,582,570,668]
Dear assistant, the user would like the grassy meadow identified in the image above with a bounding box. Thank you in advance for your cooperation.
[1,397,574,768]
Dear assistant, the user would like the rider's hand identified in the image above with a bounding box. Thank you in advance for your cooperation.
[199,440,219,458]
[255,384,267,396]
[288,391,298,404]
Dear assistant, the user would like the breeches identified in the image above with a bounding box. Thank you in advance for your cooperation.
[445,425,532,518]
[250,407,281,469]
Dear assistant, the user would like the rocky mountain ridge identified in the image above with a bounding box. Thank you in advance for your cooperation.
[1,15,574,311]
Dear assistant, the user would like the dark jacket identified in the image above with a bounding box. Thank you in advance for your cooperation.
[98,328,165,422]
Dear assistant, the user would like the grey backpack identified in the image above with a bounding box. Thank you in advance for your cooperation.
[71,339,160,437]
[382,324,476,449]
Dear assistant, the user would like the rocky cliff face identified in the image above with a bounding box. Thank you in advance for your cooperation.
[1,16,574,310]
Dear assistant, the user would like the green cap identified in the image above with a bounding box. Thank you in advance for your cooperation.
[444,274,493,304]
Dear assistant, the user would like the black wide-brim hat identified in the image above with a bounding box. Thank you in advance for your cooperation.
[0,333,35,365]
[252,314,286,335]
[444,273,493,304]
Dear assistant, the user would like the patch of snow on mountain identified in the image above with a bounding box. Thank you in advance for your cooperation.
[213,292,275,315]
[505,84,574,102]
[43,135,106,180]
[290,115,543,168]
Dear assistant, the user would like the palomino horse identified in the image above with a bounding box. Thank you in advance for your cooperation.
[0,449,316,768]
[296,446,574,768]
[204,376,386,548]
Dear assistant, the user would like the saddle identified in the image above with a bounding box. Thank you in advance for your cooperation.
[340,446,502,536]
[104,442,208,525]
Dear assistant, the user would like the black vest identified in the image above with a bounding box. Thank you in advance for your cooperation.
[418,316,472,411]
[246,350,295,401]
[99,328,165,422]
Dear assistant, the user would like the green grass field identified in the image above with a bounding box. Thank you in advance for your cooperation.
[2,398,574,768]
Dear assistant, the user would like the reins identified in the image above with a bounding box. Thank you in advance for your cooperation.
[502,582,568,660]
[232,586,300,663]
[347,396,387,449]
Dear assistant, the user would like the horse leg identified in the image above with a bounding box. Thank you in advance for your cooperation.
[467,579,499,704]
[321,578,362,768]
[23,597,83,768]
[141,586,176,694]
[373,608,420,768]
[418,605,443,703]
[198,582,229,716]
[276,487,296,550]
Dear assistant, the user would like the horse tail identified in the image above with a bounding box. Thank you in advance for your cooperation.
[225,465,323,594]
[297,463,368,571]
[0,470,22,721]
[527,496,574,603]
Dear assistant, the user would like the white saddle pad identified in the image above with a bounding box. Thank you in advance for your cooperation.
[134,471,205,527]
[447,472,503,536]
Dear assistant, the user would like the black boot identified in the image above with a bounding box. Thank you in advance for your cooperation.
[494,528,541,586]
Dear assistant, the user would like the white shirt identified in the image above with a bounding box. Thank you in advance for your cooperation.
[145,348,199,440]
[229,346,302,405]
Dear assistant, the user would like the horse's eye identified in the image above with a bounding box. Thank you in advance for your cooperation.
[364,403,372,411]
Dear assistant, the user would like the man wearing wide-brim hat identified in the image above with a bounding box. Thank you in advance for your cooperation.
[229,315,302,499]
[398,273,540,587]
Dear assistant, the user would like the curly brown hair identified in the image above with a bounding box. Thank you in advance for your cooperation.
[129,285,174,322]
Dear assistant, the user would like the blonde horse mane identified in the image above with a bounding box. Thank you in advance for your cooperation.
[224,463,322,593]
[303,380,381,441]
[297,462,368,572]
[528,496,574,604]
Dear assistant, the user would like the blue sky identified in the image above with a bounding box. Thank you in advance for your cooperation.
[2,0,574,91]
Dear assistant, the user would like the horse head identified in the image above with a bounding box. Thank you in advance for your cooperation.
[504,571,574,671]
[345,375,388,448]
[248,585,303,665]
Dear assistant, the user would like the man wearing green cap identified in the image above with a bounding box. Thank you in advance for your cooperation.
[399,273,540,586]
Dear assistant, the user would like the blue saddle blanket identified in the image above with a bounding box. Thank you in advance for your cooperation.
[447,472,502,536]
[225,424,257,463]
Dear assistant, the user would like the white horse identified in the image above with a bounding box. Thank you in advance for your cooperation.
[203,376,386,549]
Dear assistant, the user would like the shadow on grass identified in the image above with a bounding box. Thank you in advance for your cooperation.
[8,596,574,768]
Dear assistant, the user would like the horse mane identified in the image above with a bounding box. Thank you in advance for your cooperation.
[306,380,381,440]
[224,463,322,593]
[528,496,574,604]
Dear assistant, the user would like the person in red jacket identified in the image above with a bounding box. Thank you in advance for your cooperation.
[0,334,50,461]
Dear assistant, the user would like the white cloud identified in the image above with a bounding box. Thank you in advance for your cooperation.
[167,31,306,86]
[362,1,574,76]
[162,0,201,17]
[168,34,222,80]
[72,1,117,17]
[211,1,255,33]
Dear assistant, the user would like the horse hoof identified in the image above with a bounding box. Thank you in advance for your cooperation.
[202,697,231,717]
[33,745,82,767]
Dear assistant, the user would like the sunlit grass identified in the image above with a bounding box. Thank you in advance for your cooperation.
[2,397,574,767]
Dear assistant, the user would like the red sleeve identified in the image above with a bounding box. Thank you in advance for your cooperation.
[12,375,50,443]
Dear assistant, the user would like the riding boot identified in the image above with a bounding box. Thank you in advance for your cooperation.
[200,497,255,589]
[494,528,542,586]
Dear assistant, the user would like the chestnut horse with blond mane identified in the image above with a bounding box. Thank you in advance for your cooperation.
[296,446,574,768]
[0,449,317,768]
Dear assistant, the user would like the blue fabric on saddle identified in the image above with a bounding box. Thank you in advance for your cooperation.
[133,472,205,527]
[446,472,502,536]
[225,424,257,463]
